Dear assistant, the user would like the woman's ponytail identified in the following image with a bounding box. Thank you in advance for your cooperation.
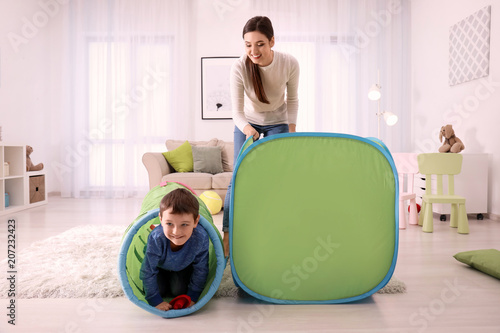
[246,56,270,104]
[243,16,274,104]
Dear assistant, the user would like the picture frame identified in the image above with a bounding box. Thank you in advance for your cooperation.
[201,56,239,120]
[448,6,491,86]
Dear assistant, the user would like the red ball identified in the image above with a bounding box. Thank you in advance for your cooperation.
[409,203,421,213]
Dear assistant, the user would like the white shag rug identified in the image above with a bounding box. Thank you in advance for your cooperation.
[0,225,405,299]
[0,225,124,299]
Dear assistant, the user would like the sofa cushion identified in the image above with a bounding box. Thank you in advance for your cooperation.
[192,146,224,175]
[217,140,234,172]
[166,138,218,151]
[166,138,234,172]
[162,141,193,172]
[212,172,232,190]
[162,172,212,190]
[454,249,500,280]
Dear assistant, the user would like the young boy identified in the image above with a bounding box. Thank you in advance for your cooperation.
[140,188,209,311]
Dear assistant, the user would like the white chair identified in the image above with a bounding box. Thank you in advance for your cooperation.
[392,153,419,229]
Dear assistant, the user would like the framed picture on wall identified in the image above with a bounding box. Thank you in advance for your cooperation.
[448,6,491,86]
[201,56,239,120]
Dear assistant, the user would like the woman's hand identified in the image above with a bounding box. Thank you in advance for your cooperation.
[289,123,296,133]
[243,124,260,140]
[155,301,173,311]
[223,231,229,258]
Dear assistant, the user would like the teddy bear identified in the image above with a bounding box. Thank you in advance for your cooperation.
[26,145,44,171]
[438,124,465,153]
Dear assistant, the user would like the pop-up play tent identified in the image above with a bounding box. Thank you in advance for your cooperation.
[229,133,399,304]
[119,132,399,317]
[118,181,226,318]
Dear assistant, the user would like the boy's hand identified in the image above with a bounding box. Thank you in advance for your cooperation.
[189,301,196,307]
[155,301,173,311]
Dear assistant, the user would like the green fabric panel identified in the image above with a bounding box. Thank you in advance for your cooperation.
[126,219,157,303]
[123,182,221,303]
[238,137,254,159]
[232,136,396,301]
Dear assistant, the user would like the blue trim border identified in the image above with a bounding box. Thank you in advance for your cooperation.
[118,208,227,318]
[229,132,399,304]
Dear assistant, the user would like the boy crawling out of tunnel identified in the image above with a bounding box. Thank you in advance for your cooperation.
[140,188,209,311]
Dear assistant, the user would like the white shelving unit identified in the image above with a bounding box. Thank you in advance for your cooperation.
[1,143,47,216]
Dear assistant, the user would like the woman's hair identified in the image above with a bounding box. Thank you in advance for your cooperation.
[159,188,199,220]
[242,16,274,104]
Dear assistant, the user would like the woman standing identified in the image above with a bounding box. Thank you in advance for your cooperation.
[222,16,300,256]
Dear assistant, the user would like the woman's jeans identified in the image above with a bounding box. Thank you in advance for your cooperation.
[222,123,289,232]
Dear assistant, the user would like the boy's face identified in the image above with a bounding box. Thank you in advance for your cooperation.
[159,209,200,249]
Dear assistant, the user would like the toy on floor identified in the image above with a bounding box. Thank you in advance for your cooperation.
[26,145,44,171]
[438,125,465,153]
[409,203,421,213]
[199,191,222,215]
[169,295,192,309]
[229,133,399,304]
[118,182,226,319]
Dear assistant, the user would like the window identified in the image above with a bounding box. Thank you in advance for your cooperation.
[276,41,349,132]
[87,37,171,194]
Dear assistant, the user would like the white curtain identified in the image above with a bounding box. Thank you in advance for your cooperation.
[57,0,192,198]
[55,0,410,198]
[250,0,411,151]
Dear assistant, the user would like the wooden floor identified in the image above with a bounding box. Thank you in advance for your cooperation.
[1,196,500,333]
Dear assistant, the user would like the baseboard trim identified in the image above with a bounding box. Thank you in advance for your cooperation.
[432,212,499,221]
[487,213,500,221]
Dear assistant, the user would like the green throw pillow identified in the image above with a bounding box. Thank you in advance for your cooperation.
[453,249,500,280]
[192,146,224,175]
[162,141,193,172]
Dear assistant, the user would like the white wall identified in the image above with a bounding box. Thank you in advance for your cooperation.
[191,0,254,143]
[411,0,500,216]
[1,0,499,216]
[0,0,251,192]
[0,0,65,194]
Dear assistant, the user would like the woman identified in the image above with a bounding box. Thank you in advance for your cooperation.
[223,16,300,256]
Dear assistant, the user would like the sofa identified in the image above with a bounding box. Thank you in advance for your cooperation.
[142,138,234,205]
